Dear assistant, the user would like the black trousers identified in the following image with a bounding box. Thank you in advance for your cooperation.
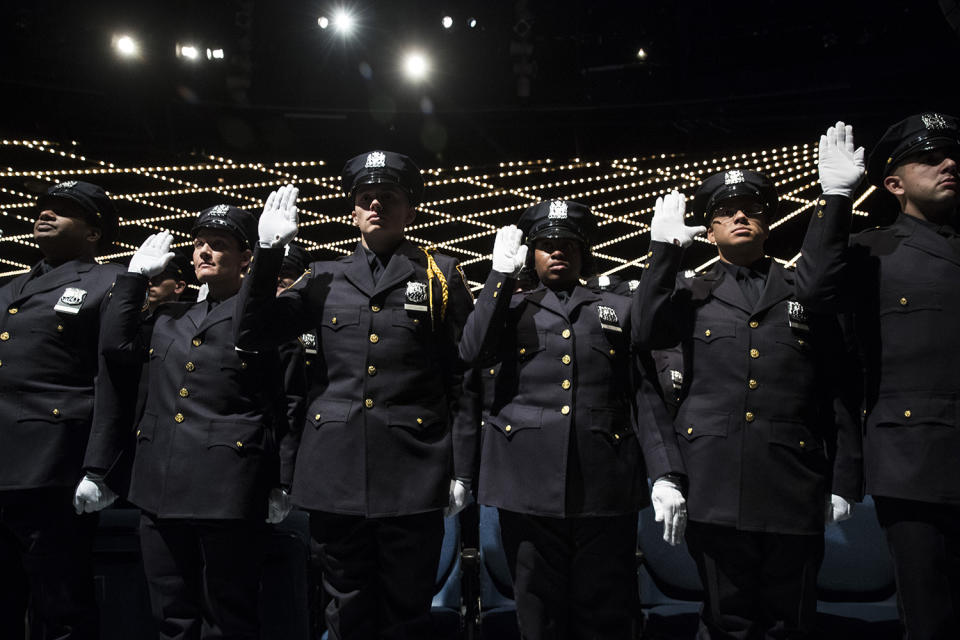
[0,489,99,640]
[497,510,639,640]
[309,510,444,640]
[139,514,267,640]
[684,522,823,640]
[874,496,960,640]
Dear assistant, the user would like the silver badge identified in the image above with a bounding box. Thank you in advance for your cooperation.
[724,170,745,185]
[787,300,809,331]
[404,280,429,312]
[627,279,640,292]
[683,269,697,278]
[299,331,318,355]
[365,151,386,168]
[921,113,948,130]
[598,305,621,332]
[670,369,683,389]
[597,275,610,288]
[209,204,231,216]
[548,201,568,219]
[54,287,87,314]
[56,180,78,190]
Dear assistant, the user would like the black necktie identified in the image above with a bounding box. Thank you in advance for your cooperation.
[736,267,763,307]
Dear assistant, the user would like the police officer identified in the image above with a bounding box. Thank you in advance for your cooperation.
[80,206,283,639]
[458,201,685,639]
[235,151,475,638]
[798,116,960,638]
[0,180,123,639]
[633,171,863,638]
[146,249,192,312]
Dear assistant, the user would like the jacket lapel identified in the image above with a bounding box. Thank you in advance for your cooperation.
[17,260,92,301]
[373,241,417,298]
[753,263,794,315]
[342,244,376,298]
[197,296,236,333]
[703,266,753,315]
[899,216,960,268]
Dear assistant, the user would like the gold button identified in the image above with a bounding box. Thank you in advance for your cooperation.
[413,318,419,324]
[561,379,571,390]
[687,427,693,434]
[749,320,759,328]
[561,354,571,365]
[8,308,17,314]
[0,332,9,341]
[614,433,621,440]
[136,429,141,437]
[750,348,759,358]
[562,329,571,339]
[745,411,755,422]
[0,360,3,367]
[899,297,907,306]
[704,329,711,337]
[505,425,512,432]
[519,347,527,355]
[368,365,377,376]
[797,339,805,346]
[240,361,247,370]
[306,360,312,366]
[496,282,502,289]
[192,338,202,347]
[609,349,615,355]
[179,388,189,398]
[314,413,321,421]
[371,305,381,312]
[819,199,826,206]
[57,325,64,332]
[561,405,570,415]
[369,333,379,343]
[364,398,374,409]
[174,413,184,423]
[493,291,499,298]
[817,211,824,219]
[489,368,495,375]
[748,379,758,390]
[52,408,60,417]
[185,362,195,371]
[904,410,911,418]
[149,348,154,355]
[236,441,243,448]
[799,440,806,448]
[331,317,337,324]
[416,417,423,424]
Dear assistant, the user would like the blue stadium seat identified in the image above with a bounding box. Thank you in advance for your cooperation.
[477,505,520,639]
[432,514,464,639]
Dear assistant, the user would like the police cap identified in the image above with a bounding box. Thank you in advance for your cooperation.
[867,112,960,187]
[517,200,596,246]
[341,150,425,206]
[156,249,195,284]
[280,243,311,279]
[191,204,258,250]
[693,169,778,224]
[38,180,119,248]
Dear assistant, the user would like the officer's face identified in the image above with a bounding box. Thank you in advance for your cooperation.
[192,230,251,286]
[885,148,960,213]
[352,185,416,243]
[147,272,186,306]
[706,196,769,250]
[33,199,102,251]
[533,237,583,288]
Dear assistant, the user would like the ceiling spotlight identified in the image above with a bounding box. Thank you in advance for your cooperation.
[332,9,355,34]
[112,34,140,58]
[206,48,225,60]
[468,17,478,28]
[318,16,329,29]
[403,51,430,82]
[177,44,200,60]
[442,16,453,29]
[636,48,648,60]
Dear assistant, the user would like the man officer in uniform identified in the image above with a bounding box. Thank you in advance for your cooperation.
[146,249,192,312]
[235,151,475,638]
[798,116,960,638]
[0,180,124,639]
[459,202,686,638]
[633,171,862,638]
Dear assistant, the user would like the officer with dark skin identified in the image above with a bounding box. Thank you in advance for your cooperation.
[798,115,960,639]
[0,180,124,640]
[459,202,685,639]
[79,207,285,640]
[235,151,475,639]
[633,171,862,638]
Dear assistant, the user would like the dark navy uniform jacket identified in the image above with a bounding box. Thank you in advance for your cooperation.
[97,273,280,520]
[798,197,960,506]
[633,241,862,535]
[234,241,475,517]
[459,271,683,518]
[0,259,124,492]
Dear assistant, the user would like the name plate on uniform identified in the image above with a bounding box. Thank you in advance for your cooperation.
[404,280,429,312]
[597,305,622,332]
[54,287,87,315]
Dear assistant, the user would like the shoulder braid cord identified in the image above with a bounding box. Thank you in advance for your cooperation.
[420,246,448,331]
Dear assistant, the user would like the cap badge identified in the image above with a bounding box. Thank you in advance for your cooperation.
[597,305,621,332]
[724,170,745,185]
[365,151,386,168]
[209,204,231,216]
[627,279,640,292]
[404,280,429,312]
[921,113,948,130]
[548,201,568,219]
[56,181,78,190]
[54,287,87,315]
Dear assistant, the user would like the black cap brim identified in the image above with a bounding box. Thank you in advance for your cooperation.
[527,226,587,244]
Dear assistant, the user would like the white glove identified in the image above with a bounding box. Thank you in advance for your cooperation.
[442,478,472,517]
[128,231,175,277]
[491,225,528,276]
[73,475,118,514]
[266,487,293,523]
[818,121,865,198]
[650,190,705,248]
[651,477,687,546]
[258,184,299,248]
[825,493,854,524]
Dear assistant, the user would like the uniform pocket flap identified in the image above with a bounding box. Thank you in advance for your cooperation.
[692,322,736,343]
[879,288,942,314]
[148,336,175,360]
[391,308,426,330]
[589,407,633,442]
[321,307,360,330]
[769,420,823,451]
[388,404,444,431]
[871,394,957,427]
[516,331,546,360]
[307,398,353,428]
[220,349,251,371]
[136,413,157,442]
[675,411,729,441]
[17,391,93,423]
[487,406,542,439]
[207,419,265,452]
